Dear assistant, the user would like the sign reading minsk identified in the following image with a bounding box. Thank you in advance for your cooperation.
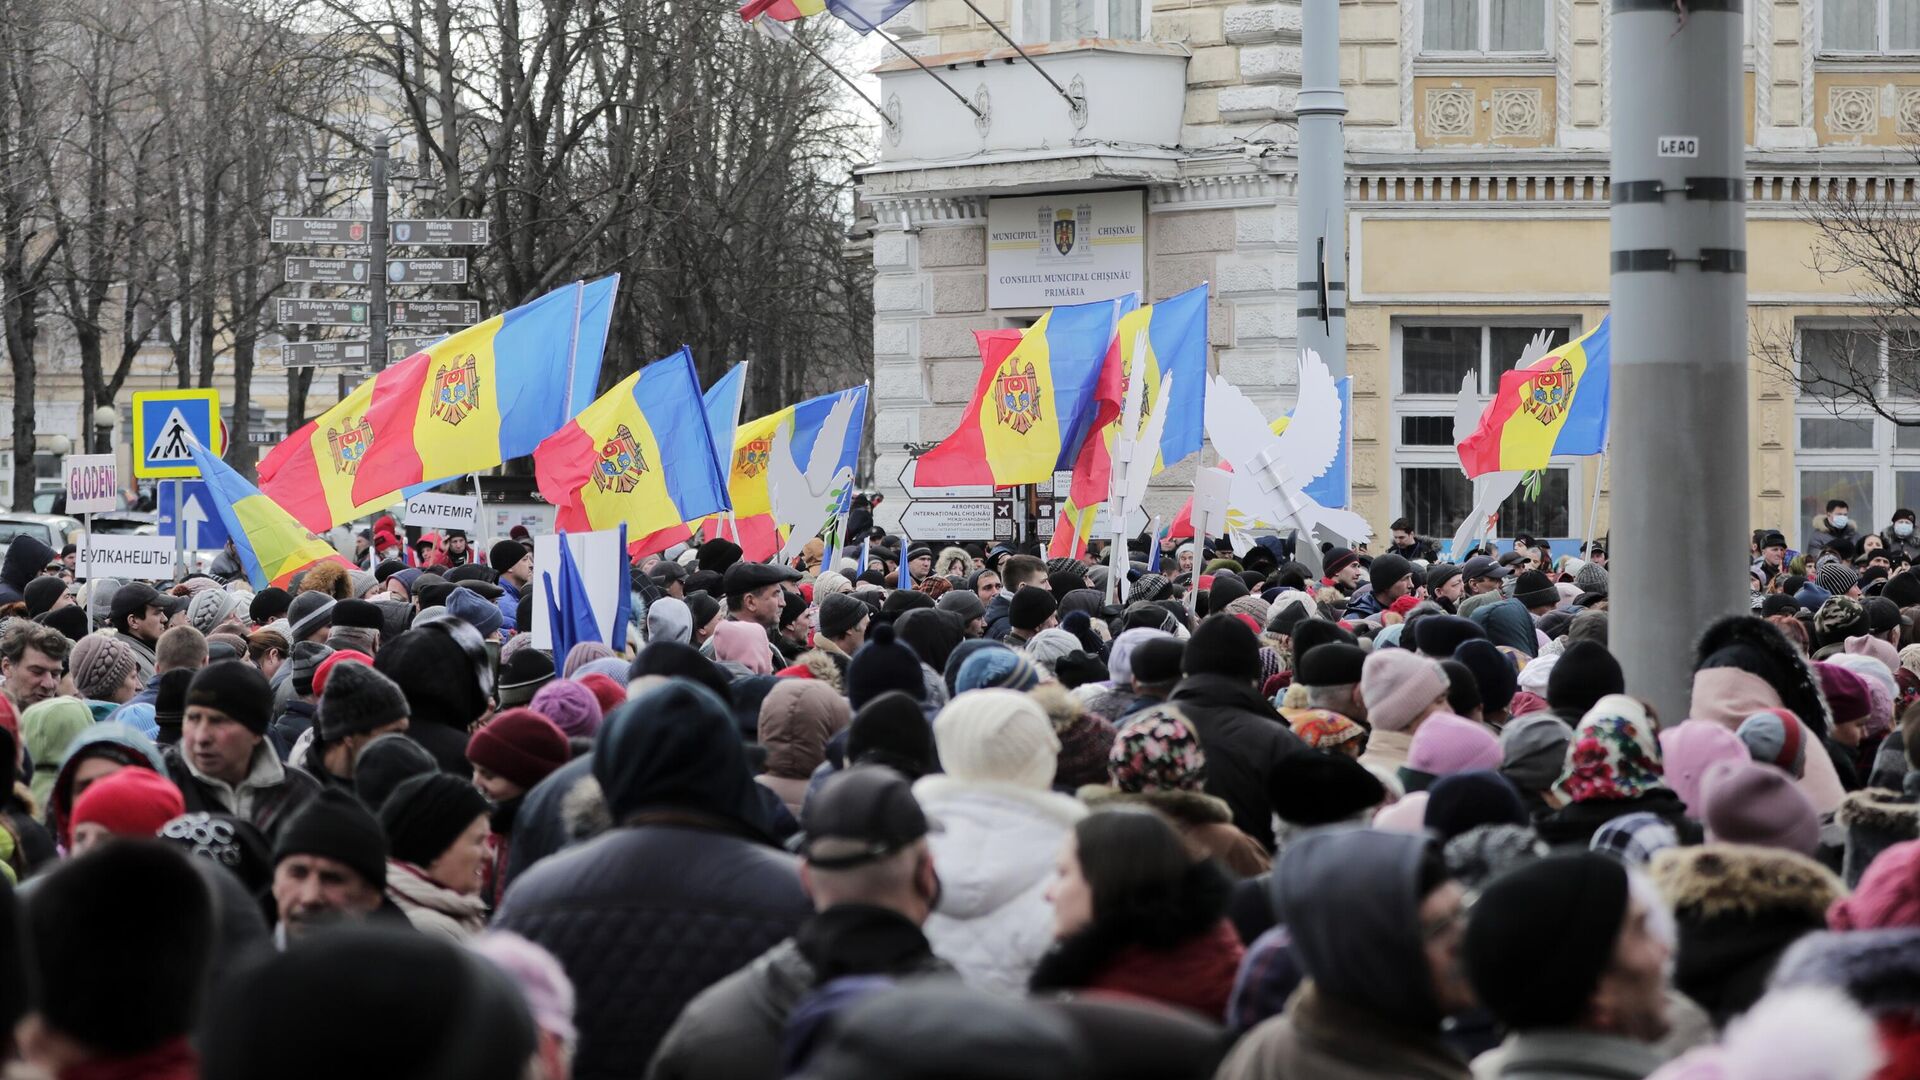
[986,191,1144,309]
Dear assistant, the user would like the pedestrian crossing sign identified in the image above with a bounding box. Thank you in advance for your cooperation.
[132,388,223,479]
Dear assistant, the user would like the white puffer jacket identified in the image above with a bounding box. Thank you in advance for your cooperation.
[912,776,1086,994]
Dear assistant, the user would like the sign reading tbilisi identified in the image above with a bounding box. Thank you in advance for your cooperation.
[985,190,1144,309]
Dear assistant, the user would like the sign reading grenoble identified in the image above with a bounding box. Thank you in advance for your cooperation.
[986,191,1144,309]
[75,535,176,580]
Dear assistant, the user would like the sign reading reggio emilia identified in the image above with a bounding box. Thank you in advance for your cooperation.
[985,190,1144,309]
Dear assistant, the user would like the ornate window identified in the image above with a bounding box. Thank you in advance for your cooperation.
[1421,0,1550,57]
[1019,0,1143,42]
[1821,0,1920,55]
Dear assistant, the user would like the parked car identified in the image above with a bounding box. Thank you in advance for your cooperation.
[88,512,158,537]
[0,514,82,550]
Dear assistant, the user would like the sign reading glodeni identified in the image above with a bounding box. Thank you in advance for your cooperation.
[64,454,118,514]
[986,191,1144,309]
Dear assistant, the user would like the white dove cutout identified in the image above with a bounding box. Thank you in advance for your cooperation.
[1202,347,1372,553]
[771,390,860,561]
[1446,328,1555,562]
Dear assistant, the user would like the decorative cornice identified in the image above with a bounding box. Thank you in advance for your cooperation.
[1149,167,1299,208]
[865,195,990,228]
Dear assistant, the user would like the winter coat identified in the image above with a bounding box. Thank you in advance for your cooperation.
[0,534,55,607]
[1168,673,1308,851]
[1215,982,1472,1080]
[913,774,1086,994]
[1650,843,1844,1028]
[384,859,488,941]
[1533,787,1699,851]
[500,754,595,890]
[1033,915,1245,1022]
[1391,536,1441,563]
[1077,786,1272,878]
[161,739,320,842]
[44,722,169,846]
[1836,783,1920,887]
[268,699,315,762]
[493,816,810,1080]
[1469,1029,1667,1080]
[1809,513,1858,556]
[1882,528,1920,564]
[983,591,1014,642]
[647,904,952,1080]
[407,717,478,777]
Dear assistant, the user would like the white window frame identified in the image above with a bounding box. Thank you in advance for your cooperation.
[1416,0,1554,60]
[1013,0,1149,44]
[1792,321,1920,547]
[1389,316,1587,547]
[1817,0,1920,57]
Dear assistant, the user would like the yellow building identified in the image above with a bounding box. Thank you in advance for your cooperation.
[860,0,1920,553]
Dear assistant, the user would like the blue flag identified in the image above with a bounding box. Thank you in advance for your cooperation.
[827,0,916,34]
[543,532,602,664]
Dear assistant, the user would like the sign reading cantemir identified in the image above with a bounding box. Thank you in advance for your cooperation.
[986,190,1144,310]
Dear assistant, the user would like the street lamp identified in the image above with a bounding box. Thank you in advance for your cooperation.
[92,405,116,456]
[307,170,329,202]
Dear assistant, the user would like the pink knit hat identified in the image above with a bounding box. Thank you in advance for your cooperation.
[1360,649,1449,733]
[1828,838,1920,930]
[1659,719,1749,817]
[1701,760,1819,857]
[1406,712,1502,776]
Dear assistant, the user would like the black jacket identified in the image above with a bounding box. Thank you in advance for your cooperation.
[1533,787,1700,851]
[983,592,1014,642]
[407,719,478,777]
[495,818,811,1080]
[1168,674,1307,851]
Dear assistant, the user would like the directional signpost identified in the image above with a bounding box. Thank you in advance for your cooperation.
[133,388,222,571]
[385,258,467,284]
[157,480,230,551]
[277,298,369,326]
[389,219,488,245]
[391,300,481,326]
[388,335,443,359]
[280,340,372,369]
[894,457,1008,543]
[284,257,372,284]
[270,217,370,244]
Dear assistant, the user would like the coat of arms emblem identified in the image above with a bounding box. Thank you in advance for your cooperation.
[1520,357,1576,426]
[736,436,772,479]
[327,417,375,476]
[431,354,481,425]
[993,358,1044,436]
[1052,208,1077,256]
[593,424,650,494]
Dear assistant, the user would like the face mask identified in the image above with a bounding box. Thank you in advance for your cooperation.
[1898,521,1913,538]
[1832,514,1850,529]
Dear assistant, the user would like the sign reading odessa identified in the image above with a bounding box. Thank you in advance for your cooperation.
[405,492,480,533]
[74,535,176,581]
[64,454,118,514]
[986,190,1144,309]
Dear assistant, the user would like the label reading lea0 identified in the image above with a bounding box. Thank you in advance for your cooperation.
[1657,135,1700,158]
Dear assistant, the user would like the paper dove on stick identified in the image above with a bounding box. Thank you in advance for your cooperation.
[1446,328,1554,562]
[771,390,859,561]
[1202,347,1371,549]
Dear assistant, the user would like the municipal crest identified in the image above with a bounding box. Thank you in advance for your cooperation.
[735,436,772,480]
[327,417,375,476]
[1520,357,1576,426]
[1052,208,1076,256]
[431,354,481,426]
[993,358,1044,436]
[593,424,650,494]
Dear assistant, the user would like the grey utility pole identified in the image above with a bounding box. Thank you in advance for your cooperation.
[1608,0,1748,723]
[371,133,391,371]
[1295,0,1347,380]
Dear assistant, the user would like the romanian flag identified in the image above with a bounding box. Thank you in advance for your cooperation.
[913,298,1122,489]
[740,0,824,20]
[348,279,615,503]
[707,383,870,561]
[533,347,732,543]
[187,441,352,590]
[1457,316,1611,479]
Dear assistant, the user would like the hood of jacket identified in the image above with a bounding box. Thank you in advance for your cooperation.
[594,680,773,840]
[914,776,1084,920]
[1275,827,1442,1028]
[758,679,851,781]
[0,534,57,598]
[1651,843,1843,923]
[1469,598,1537,657]
[47,721,169,841]
[1694,615,1832,740]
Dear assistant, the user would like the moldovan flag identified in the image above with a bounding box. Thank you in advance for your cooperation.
[1456,315,1611,479]
[740,0,824,21]
[258,375,397,534]
[707,383,871,561]
[912,297,1123,488]
[349,279,614,503]
[187,440,351,590]
[615,362,749,559]
[533,347,732,541]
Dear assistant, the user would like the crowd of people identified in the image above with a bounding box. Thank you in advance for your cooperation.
[0,505,1917,1080]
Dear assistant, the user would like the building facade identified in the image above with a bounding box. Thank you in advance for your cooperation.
[860,0,1920,554]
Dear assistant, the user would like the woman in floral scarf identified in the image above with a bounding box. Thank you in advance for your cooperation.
[1534,693,1700,850]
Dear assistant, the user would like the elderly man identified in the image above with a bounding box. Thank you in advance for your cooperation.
[164,660,320,839]
[270,789,391,945]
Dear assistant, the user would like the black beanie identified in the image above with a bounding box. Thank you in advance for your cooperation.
[1369,553,1413,597]
[1182,613,1261,683]
[629,640,733,703]
[1464,853,1628,1029]
[1128,638,1185,687]
[331,599,384,631]
[1414,614,1486,658]
[1513,569,1559,610]
[273,789,388,889]
[847,691,941,780]
[845,622,926,710]
[317,662,412,743]
[154,668,195,730]
[819,592,868,639]
[1295,641,1365,686]
[352,734,439,811]
[1440,659,1483,717]
[1208,573,1251,610]
[379,772,489,869]
[250,587,292,624]
[36,605,88,643]
[684,591,721,634]
[375,621,492,728]
[1010,587,1058,632]
[1289,618,1358,671]
[1545,639,1626,718]
[1425,771,1527,841]
[1453,638,1518,714]
[1882,570,1920,609]
[26,840,213,1055]
[697,537,743,573]
[1269,750,1386,825]
[187,660,274,735]
[489,540,527,574]
[23,576,66,617]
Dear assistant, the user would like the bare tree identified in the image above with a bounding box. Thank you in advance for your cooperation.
[0,0,63,508]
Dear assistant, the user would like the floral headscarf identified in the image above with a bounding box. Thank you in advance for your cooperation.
[1554,693,1665,803]
[1107,705,1206,793]
[1289,709,1366,752]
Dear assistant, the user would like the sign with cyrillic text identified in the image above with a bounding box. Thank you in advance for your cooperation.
[75,535,176,580]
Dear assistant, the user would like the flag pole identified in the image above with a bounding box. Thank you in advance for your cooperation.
[561,281,586,417]
[766,18,894,123]
[1583,450,1607,565]
[842,6,984,118]
[953,0,1082,115]
[471,472,485,537]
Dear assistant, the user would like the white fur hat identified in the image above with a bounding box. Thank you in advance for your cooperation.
[933,689,1059,790]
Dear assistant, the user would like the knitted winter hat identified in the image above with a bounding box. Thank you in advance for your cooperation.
[446,587,504,638]
[496,648,555,709]
[1369,554,1414,598]
[1452,638,1519,714]
[1813,663,1872,730]
[1736,708,1809,778]
[69,633,137,701]
[1701,760,1819,856]
[1009,587,1057,632]
[1407,712,1503,777]
[286,591,336,642]
[1498,714,1573,794]
[1465,853,1628,1029]
[1414,614,1486,659]
[955,645,1041,694]
[187,588,241,635]
[351,734,438,812]
[489,539,528,574]
[1573,562,1610,596]
[316,661,410,743]
[1107,705,1206,793]
[1444,823,1548,890]
[1816,561,1861,599]
[1295,642,1366,687]
[576,673,627,718]
[1424,770,1527,841]
[932,689,1058,790]
[935,588,985,624]
[529,679,604,739]
[186,661,273,735]
[466,709,571,792]
[379,772,490,868]
[1512,569,1559,610]
[846,622,926,710]
[71,767,185,840]
[1659,719,1750,816]
[1267,749,1386,825]
[1588,812,1683,867]
[1360,649,1450,733]
[1182,613,1262,683]
[274,789,387,888]
[23,576,67,618]
[1545,639,1626,719]
[1827,839,1920,930]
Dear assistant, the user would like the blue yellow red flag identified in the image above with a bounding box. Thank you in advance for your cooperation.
[1457,316,1611,478]
[187,441,352,589]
